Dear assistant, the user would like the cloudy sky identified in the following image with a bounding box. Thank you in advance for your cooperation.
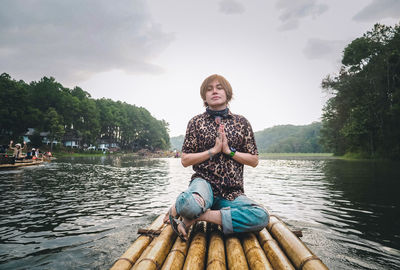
[1,0,399,136]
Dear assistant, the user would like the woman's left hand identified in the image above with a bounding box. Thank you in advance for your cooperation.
[221,126,231,155]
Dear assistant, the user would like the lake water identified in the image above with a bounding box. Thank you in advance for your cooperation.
[0,155,399,269]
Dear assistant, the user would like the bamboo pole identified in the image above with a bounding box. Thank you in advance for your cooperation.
[267,216,329,270]
[161,227,192,270]
[110,214,164,270]
[241,232,273,270]
[225,234,249,270]
[130,234,156,269]
[183,222,207,270]
[131,224,177,270]
[206,224,226,270]
[257,228,295,270]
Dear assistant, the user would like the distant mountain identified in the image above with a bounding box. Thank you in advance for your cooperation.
[170,135,184,151]
[170,122,326,153]
[254,122,326,153]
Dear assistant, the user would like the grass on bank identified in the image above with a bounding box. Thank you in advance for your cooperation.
[53,151,110,157]
[339,152,397,161]
[258,153,334,158]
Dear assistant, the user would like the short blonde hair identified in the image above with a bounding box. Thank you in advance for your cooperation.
[200,74,233,107]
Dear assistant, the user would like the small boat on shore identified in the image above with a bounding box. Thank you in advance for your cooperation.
[110,214,329,270]
[0,159,44,169]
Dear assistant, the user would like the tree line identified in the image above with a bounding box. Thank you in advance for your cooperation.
[0,73,170,150]
[320,23,400,159]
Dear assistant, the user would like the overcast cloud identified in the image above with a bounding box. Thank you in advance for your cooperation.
[0,0,174,83]
[353,0,400,21]
[275,0,329,31]
[303,38,347,64]
[218,0,246,15]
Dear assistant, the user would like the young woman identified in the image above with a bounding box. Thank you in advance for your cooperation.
[165,74,269,241]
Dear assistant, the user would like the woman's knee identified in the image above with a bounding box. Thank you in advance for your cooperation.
[175,191,204,220]
[229,206,269,233]
[246,206,269,229]
[189,178,214,208]
[255,207,269,228]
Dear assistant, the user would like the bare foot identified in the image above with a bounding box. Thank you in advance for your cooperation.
[163,204,178,224]
[177,218,196,241]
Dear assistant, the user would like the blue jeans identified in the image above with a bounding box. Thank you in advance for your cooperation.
[175,178,269,234]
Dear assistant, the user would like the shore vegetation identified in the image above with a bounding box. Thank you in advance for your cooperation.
[0,74,170,151]
[320,23,400,160]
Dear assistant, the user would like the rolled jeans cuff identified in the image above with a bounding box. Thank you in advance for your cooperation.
[220,207,233,234]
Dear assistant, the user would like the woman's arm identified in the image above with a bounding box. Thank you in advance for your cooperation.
[181,120,259,168]
[181,151,211,167]
[181,133,223,167]
[230,151,258,167]
[181,144,259,168]
[221,129,259,167]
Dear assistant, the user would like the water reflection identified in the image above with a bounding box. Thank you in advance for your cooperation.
[0,156,399,270]
[320,160,400,269]
[322,160,400,249]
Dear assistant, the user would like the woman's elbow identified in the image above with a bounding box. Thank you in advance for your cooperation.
[181,160,190,167]
[181,154,190,167]
[250,157,259,168]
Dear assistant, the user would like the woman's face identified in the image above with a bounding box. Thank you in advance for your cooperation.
[205,79,227,110]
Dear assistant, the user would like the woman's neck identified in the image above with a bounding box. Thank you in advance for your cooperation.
[208,104,227,111]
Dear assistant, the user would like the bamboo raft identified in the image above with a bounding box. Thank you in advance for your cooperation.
[0,159,44,169]
[110,214,329,270]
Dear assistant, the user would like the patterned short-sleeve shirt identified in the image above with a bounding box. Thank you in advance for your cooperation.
[182,110,258,200]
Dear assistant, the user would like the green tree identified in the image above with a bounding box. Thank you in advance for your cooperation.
[44,107,65,150]
[321,23,400,159]
[0,73,30,141]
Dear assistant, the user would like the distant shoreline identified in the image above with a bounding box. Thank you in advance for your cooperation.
[52,151,393,161]
[258,153,335,159]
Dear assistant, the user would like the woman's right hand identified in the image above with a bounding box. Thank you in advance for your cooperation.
[212,137,222,155]
[211,124,224,155]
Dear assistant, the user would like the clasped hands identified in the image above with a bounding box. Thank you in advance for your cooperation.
[210,123,231,156]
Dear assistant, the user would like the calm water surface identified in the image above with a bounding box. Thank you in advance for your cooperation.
[0,155,399,269]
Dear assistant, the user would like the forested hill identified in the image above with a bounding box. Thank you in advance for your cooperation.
[170,135,184,151]
[0,73,170,150]
[254,122,325,153]
[170,122,325,153]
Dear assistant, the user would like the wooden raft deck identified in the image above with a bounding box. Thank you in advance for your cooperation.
[111,214,329,270]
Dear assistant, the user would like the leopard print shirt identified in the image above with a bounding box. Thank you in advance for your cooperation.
[182,110,258,200]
